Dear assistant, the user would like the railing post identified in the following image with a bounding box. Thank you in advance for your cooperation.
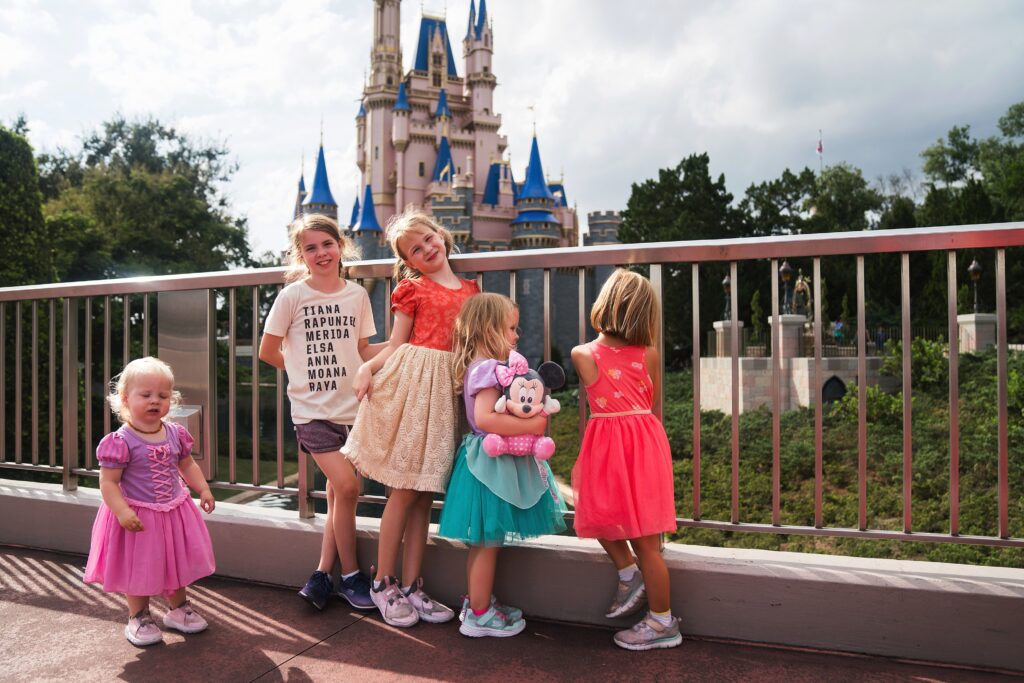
[62,297,79,491]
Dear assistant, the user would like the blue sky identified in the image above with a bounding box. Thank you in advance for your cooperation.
[3,0,1023,257]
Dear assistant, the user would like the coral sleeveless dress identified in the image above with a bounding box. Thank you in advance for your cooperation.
[571,341,677,540]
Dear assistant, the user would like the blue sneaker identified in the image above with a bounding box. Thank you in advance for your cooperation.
[337,571,375,610]
[459,606,526,638]
[298,570,332,611]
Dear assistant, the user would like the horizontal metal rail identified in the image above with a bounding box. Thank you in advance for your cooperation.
[1,222,1022,550]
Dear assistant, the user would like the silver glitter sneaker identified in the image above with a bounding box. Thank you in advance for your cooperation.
[613,614,682,651]
[403,577,455,623]
[605,572,647,619]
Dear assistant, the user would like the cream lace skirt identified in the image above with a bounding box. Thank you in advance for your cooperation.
[342,344,459,492]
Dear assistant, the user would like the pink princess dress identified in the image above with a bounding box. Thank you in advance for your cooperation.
[571,341,677,540]
[84,423,215,597]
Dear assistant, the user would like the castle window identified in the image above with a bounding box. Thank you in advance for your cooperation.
[485,34,489,47]
[418,161,425,177]
[482,65,489,73]
[387,76,393,86]
[375,146,379,159]
[432,73,441,87]
[433,54,442,67]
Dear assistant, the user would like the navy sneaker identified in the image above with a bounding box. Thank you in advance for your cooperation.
[337,571,375,610]
[299,570,332,611]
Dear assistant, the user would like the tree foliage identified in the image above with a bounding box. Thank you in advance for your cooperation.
[0,125,49,286]
[36,115,252,280]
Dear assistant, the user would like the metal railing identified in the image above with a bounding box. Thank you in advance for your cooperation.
[1,223,1022,548]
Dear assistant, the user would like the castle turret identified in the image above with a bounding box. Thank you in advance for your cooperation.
[511,136,560,249]
[370,0,402,88]
[302,143,338,220]
[292,169,307,220]
[356,101,367,173]
[348,195,361,229]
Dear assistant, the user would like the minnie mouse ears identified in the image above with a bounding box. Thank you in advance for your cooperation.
[537,362,566,391]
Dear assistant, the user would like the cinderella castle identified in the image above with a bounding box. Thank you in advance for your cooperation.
[290,0,621,365]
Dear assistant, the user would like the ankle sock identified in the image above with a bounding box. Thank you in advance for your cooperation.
[472,607,488,616]
[649,610,673,627]
[618,563,639,582]
[401,584,412,595]
[373,579,383,591]
[342,569,359,580]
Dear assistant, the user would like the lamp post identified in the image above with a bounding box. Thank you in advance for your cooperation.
[779,260,794,314]
[968,259,983,313]
[722,274,731,321]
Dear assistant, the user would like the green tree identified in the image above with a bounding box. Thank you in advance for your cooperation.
[37,115,253,280]
[739,167,816,237]
[804,163,882,233]
[0,124,49,286]
[619,153,746,362]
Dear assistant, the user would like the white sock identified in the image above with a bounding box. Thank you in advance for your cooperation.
[401,584,413,595]
[342,569,359,580]
[649,610,673,627]
[618,563,639,582]
[373,579,382,591]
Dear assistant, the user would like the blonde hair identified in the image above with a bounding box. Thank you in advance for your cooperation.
[107,357,182,424]
[385,209,454,281]
[284,213,360,284]
[590,268,659,346]
[451,293,517,393]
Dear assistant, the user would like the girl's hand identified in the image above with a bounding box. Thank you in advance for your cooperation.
[199,489,215,513]
[523,413,549,436]
[116,508,144,532]
[354,363,373,400]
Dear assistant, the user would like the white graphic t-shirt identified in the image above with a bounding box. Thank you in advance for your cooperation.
[263,279,377,424]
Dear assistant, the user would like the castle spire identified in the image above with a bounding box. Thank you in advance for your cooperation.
[303,143,337,211]
[352,184,383,232]
[466,0,476,39]
[476,0,487,39]
[518,135,554,201]
[393,82,410,111]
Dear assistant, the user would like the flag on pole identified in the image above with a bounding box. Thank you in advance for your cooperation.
[816,130,823,156]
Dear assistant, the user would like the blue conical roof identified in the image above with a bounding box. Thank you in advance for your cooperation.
[518,136,554,201]
[466,0,476,39]
[482,162,501,206]
[434,88,452,118]
[298,174,306,193]
[393,82,410,112]
[357,101,366,118]
[348,196,360,228]
[303,145,337,207]
[414,16,458,77]
[352,185,382,232]
[476,0,487,39]
[432,136,455,183]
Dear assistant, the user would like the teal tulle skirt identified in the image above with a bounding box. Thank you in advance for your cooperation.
[438,434,567,547]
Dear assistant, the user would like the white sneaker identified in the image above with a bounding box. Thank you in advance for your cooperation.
[370,574,419,628]
[403,577,455,624]
[459,606,526,638]
[125,610,163,646]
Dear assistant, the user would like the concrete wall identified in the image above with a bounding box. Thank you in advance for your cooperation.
[2,478,1022,671]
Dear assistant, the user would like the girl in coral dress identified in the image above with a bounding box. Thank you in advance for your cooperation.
[571,269,681,651]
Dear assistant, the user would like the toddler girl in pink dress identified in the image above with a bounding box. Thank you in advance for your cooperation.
[84,356,216,646]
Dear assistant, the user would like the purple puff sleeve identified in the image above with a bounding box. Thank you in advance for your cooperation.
[171,422,195,460]
[96,431,130,469]
[465,358,501,402]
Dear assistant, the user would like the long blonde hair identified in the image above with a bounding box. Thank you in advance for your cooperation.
[284,213,360,284]
[590,268,659,346]
[451,293,517,393]
[107,356,182,424]
[385,209,454,281]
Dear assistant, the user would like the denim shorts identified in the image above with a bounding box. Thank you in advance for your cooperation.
[294,420,350,454]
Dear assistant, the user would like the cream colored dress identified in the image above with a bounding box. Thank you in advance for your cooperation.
[342,276,479,492]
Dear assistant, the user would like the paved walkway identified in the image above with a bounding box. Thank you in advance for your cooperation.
[0,546,1014,682]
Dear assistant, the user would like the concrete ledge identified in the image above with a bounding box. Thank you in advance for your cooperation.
[2,478,1021,671]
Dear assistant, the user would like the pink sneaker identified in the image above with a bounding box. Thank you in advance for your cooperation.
[125,610,163,646]
[163,601,209,634]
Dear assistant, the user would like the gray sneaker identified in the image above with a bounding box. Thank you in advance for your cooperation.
[370,574,419,628]
[403,577,455,623]
[613,614,683,651]
[605,572,646,618]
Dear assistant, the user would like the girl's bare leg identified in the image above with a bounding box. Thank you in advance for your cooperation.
[374,488,420,581]
[316,483,338,572]
[126,594,150,616]
[630,534,670,613]
[466,546,499,612]
[599,538,637,570]
[313,452,361,574]
[400,491,434,583]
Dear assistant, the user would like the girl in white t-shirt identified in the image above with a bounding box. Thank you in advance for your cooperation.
[259,214,379,611]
